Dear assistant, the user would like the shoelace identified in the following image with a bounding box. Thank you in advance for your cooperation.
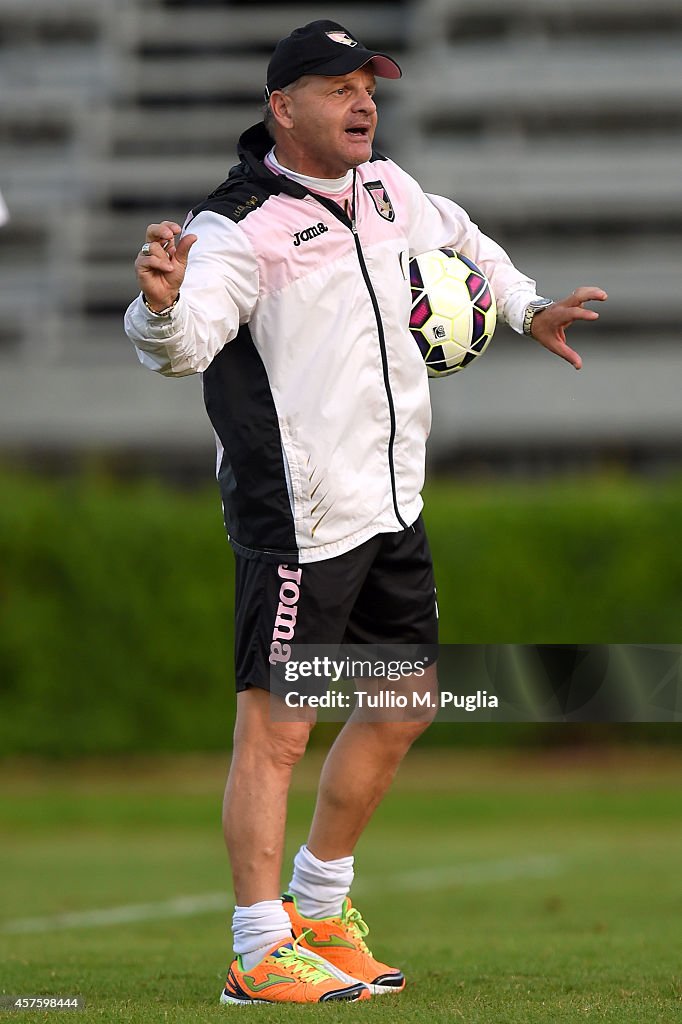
[275,935,336,985]
[345,907,372,956]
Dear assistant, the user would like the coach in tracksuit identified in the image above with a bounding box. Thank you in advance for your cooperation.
[124,20,606,1004]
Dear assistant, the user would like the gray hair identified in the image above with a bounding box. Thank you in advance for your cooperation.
[263,99,276,140]
[262,80,303,141]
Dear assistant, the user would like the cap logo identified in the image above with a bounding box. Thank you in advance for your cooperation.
[326,30,358,47]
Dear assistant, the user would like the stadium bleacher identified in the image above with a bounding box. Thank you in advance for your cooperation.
[0,0,680,469]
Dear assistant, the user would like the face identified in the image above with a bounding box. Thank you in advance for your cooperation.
[271,67,378,178]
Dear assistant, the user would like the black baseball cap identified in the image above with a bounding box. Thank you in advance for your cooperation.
[265,20,402,98]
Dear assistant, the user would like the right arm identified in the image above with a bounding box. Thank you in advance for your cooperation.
[123,212,259,377]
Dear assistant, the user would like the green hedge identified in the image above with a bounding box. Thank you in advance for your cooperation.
[0,469,680,755]
[426,476,682,642]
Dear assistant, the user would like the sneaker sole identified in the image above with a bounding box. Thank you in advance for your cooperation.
[220,987,369,1005]
[220,991,268,1005]
[369,976,406,996]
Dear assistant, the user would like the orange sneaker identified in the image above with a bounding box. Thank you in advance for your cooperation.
[219,934,370,1004]
[282,893,405,995]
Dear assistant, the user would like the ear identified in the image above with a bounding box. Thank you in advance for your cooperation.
[270,91,294,130]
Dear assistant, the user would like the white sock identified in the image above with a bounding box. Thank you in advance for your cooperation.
[287,844,354,919]
[232,899,292,970]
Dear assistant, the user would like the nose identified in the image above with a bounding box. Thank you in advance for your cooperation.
[354,90,377,116]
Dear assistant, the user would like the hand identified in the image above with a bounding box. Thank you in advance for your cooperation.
[530,286,608,370]
[135,221,198,312]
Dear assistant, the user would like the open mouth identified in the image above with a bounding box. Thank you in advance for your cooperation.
[346,126,370,137]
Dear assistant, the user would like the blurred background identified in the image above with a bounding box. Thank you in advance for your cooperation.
[0,0,681,753]
[0,5,680,1018]
[1,0,682,471]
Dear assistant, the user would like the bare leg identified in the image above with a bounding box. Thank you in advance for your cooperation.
[223,687,314,905]
[306,664,438,860]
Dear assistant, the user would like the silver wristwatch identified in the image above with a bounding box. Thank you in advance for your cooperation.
[523,297,553,336]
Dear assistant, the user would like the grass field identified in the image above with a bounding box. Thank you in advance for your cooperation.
[1,749,681,1023]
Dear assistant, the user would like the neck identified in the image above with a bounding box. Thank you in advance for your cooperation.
[269,149,353,194]
[272,142,351,181]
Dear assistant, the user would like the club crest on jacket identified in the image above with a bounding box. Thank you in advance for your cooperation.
[364,181,395,222]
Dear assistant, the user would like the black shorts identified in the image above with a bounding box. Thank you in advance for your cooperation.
[233,515,438,691]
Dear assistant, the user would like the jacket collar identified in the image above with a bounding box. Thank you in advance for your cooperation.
[237,123,309,199]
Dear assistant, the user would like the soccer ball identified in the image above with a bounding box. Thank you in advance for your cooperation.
[409,249,496,377]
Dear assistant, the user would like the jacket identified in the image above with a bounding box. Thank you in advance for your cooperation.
[124,123,540,562]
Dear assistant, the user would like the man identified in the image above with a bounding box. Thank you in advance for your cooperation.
[124,20,606,1005]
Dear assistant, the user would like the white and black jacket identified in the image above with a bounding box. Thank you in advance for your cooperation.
[124,123,540,563]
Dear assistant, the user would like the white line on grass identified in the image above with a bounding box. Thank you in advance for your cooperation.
[1,855,563,935]
[2,893,229,934]
[365,855,562,893]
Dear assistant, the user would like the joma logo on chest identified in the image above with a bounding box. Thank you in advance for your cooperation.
[293,222,329,246]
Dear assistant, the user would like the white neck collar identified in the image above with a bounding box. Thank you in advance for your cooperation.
[268,148,353,195]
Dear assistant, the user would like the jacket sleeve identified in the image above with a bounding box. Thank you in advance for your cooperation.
[123,211,259,376]
[399,165,544,335]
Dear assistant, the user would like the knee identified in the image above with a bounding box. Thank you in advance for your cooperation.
[233,687,315,771]
[264,720,314,770]
[376,675,439,749]
[393,664,439,740]
[410,693,439,734]
[366,711,433,759]
[394,711,435,748]
[231,720,313,778]
[237,717,313,771]
[413,706,437,737]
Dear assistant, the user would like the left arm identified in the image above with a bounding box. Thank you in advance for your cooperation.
[399,168,607,368]
[526,287,608,371]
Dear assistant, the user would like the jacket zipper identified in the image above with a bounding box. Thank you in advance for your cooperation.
[311,174,407,530]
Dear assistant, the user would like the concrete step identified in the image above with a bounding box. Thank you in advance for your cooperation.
[76,242,680,329]
[63,143,682,223]
[417,0,682,22]
[400,142,682,221]
[136,5,405,48]
[403,43,682,116]
[0,337,679,450]
[110,105,256,155]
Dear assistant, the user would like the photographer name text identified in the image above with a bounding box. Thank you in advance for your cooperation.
[283,689,498,711]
